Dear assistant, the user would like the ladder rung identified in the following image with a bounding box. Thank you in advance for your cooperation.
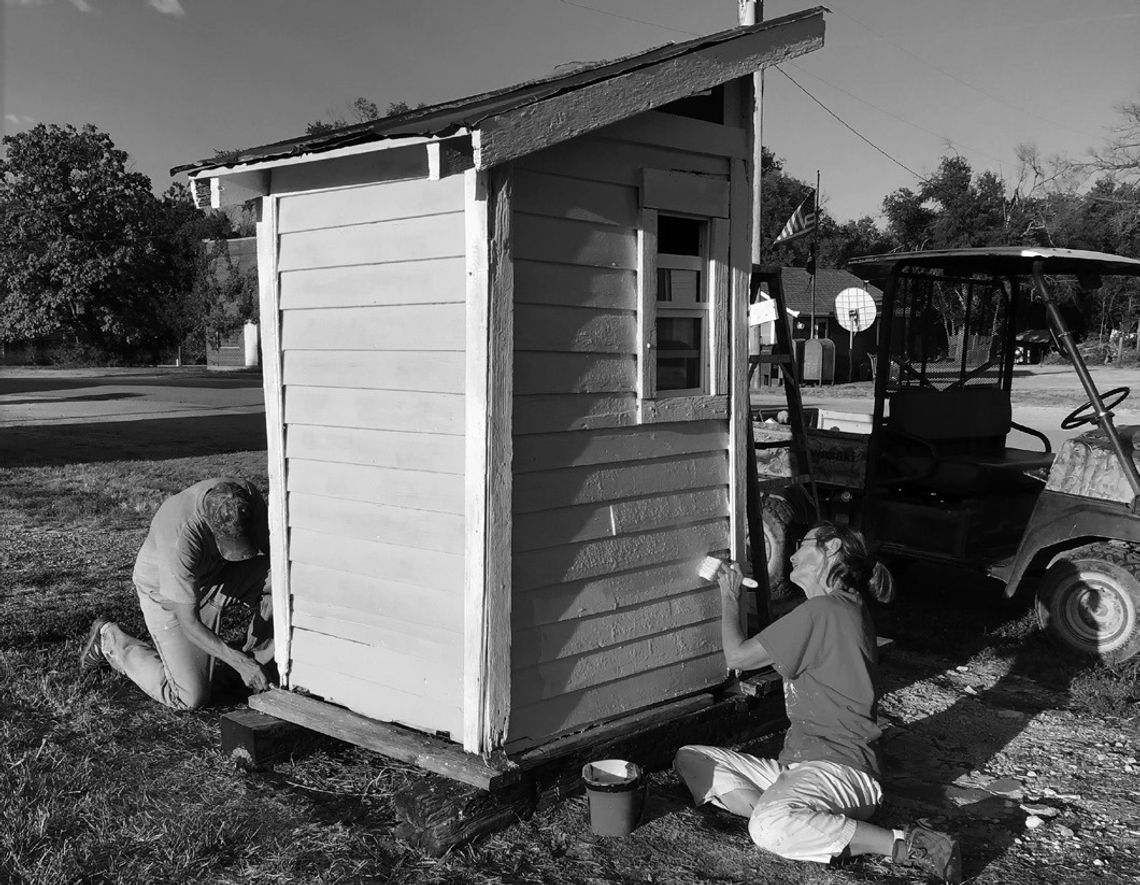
[755,474,812,491]
[749,354,793,364]
[754,440,793,450]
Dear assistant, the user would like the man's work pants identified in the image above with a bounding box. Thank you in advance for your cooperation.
[102,556,272,710]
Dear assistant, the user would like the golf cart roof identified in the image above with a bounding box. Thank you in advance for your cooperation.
[849,247,1140,279]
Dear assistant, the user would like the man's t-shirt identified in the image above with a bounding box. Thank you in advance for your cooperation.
[758,590,882,779]
[132,478,269,607]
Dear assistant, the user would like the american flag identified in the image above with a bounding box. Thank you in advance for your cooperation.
[772,193,817,245]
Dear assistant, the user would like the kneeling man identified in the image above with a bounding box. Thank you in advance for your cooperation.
[80,477,273,710]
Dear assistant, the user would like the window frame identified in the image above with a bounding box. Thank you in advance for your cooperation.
[636,169,730,424]
[654,223,710,397]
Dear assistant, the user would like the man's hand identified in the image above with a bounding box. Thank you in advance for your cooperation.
[172,602,274,692]
[236,655,270,692]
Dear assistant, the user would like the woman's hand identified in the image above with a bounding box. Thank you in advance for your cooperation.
[717,560,744,605]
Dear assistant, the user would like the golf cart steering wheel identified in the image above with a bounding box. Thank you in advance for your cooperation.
[1061,386,1131,430]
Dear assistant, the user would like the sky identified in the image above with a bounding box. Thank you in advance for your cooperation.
[2,0,1138,223]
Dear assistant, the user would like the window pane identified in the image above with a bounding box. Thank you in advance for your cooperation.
[657,216,702,256]
[657,268,701,304]
[656,316,704,391]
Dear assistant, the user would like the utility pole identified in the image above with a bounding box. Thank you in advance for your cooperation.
[739,1,763,264]
[810,169,819,338]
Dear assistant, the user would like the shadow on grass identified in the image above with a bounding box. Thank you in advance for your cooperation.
[3,392,143,405]
[0,370,263,395]
[0,412,267,466]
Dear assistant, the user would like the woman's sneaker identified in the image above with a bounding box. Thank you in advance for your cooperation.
[79,617,112,671]
[894,823,962,883]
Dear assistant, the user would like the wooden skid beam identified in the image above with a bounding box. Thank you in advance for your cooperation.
[248,689,518,790]
[393,690,788,856]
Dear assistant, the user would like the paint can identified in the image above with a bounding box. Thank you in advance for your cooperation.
[581,759,645,837]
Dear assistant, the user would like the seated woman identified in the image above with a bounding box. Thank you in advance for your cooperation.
[674,522,962,883]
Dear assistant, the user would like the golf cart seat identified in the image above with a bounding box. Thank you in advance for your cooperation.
[886,386,1053,495]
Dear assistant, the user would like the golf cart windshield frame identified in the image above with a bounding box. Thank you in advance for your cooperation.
[851,248,1140,513]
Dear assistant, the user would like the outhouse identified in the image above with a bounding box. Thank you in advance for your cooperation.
[174,10,825,767]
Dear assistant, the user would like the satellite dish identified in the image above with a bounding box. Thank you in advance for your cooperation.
[835,287,877,333]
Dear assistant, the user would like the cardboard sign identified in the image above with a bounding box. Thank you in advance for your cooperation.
[749,300,778,326]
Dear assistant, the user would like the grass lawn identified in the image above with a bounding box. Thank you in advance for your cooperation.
[2,426,1137,883]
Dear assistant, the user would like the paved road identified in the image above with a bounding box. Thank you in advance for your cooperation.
[0,367,264,427]
[753,364,1140,451]
[0,367,267,466]
[4,363,1140,464]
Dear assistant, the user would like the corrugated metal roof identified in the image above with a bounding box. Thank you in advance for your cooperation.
[171,8,825,177]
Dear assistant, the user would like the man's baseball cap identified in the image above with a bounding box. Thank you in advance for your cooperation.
[203,481,259,561]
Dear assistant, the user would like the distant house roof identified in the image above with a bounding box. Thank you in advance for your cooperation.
[779,267,883,317]
[172,8,825,178]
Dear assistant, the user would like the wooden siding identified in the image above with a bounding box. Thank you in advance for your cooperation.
[507,124,738,745]
[274,174,466,737]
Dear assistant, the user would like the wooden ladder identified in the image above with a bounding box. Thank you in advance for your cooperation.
[744,266,821,628]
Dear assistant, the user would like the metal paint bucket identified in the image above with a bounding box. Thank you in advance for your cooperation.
[581,759,645,836]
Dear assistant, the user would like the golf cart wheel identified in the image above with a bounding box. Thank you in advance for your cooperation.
[758,495,795,589]
[755,495,807,620]
[1036,542,1140,664]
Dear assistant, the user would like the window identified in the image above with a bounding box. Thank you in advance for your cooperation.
[655,216,708,395]
[636,169,730,424]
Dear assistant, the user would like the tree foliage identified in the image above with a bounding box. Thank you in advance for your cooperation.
[0,124,253,362]
[1089,95,1140,182]
[149,183,256,359]
[0,124,167,348]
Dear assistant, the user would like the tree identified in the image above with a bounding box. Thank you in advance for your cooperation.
[146,183,236,361]
[881,156,1019,352]
[757,148,816,267]
[0,123,167,353]
[760,147,897,270]
[1088,95,1140,182]
[305,96,427,135]
[818,216,897,269]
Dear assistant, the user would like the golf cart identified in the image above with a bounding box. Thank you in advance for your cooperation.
[763,248,1140,664]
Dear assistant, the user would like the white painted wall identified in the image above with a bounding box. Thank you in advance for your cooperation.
[506,117,740,746]
[273,173,467,739]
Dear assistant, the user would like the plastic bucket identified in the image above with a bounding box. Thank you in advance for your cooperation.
[582,759,645,836]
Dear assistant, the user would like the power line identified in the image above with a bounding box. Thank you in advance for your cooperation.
[555,0,698,35]
[828,4,1100,140]
[783,60,1009,167]
[549,0,929,182]
[774,66,924,181]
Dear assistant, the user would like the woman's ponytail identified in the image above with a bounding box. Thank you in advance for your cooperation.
[813,521,895,603]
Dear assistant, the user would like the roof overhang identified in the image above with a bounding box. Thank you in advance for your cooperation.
[173,7,825,206]
[850,247,1140,280]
